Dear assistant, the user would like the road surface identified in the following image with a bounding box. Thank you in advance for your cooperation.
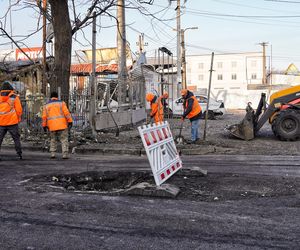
[0,150,299,249]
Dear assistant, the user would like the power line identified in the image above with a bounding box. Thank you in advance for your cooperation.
[185,9,300,18]
[265,0,300,3]
[185,9,300,27]
[212,0,300,14]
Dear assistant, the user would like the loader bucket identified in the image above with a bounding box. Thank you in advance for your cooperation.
[226,103,255,140]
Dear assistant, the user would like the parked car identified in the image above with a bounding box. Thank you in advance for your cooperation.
[166,94,225,119]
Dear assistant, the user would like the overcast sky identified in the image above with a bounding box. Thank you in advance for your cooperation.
[1,0,300,70]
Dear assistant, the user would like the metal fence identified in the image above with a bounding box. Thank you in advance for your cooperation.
[19,67,147,139]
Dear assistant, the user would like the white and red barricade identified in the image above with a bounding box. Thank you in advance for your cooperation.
[138,121,182,186]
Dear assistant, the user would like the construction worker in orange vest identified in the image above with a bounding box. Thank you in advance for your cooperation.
[42,91,73,159]
[146,92,164,124]
[0,81,23,160]
[181,89,202,143]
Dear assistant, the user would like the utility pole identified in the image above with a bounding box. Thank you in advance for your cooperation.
[42,0,47,94]
[176,0,181,95]
[203,52,214,141]
[89,12,97,136]
[259,42,268,85]
[138,33,144,55]
[270,44,273,86]
[181,27,198,89]
[117,0,128,109]
[181,29,186,89]
[9,0,13,50]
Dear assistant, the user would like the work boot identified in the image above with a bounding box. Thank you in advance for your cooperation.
[186,140,196,144]
[50,153,56,159]
[18,153,22,160]
[62,153,69,159]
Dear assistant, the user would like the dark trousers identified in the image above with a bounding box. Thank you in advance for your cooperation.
[0,124,22,155]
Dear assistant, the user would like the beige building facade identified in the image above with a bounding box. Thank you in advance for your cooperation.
[186,52,266,109]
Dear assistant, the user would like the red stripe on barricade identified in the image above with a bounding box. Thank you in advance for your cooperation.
[162,128,168,138]
[172,166,175,171]
[144,134,151,146]
[167,127,172,137]
[176,162,180,168]
[166,169,171,175]
[160,173,165,180]
[157,130,163,141]
[150,131,157,143]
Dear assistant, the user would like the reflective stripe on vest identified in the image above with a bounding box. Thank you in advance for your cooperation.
[0,97,16,115]
[45,102,64,121]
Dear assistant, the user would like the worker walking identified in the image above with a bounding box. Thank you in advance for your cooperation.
[42,91,73,159]
[146,92,164,124]
[0,81,23,160]
[181,89,202,143]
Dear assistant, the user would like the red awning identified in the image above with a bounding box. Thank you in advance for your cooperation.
[70,63,118,74]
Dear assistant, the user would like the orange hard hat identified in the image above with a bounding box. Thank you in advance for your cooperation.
[146,93,155,102]
[162,92,169,99]
[181,89,188,97]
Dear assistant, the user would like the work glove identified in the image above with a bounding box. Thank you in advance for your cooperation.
[68,122,73,129]
[43,126,48,133]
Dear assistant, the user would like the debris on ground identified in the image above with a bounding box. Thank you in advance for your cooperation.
[27,170,299,202]
[2,111,300,156]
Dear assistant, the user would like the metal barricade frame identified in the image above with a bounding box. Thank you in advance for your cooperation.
[138,121,182,186]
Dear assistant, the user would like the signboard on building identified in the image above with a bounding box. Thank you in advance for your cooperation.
[16,47,43,61]
[81,46,132,65]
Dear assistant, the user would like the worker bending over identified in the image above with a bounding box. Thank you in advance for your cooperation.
[146,92,165,124]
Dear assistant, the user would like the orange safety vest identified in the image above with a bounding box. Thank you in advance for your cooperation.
[185,95,201,119]
[150,96,164,123]
[0,90,22,126]
[42,98,73,131]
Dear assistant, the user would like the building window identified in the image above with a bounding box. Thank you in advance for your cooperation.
[198,74,204,81]
[231,74,237,80]
[251,73,257,80]
[217,74,223,80]
[251,60,257,67]
[231,61,237,68]
[217,62,223,68]
[198,63,204,69]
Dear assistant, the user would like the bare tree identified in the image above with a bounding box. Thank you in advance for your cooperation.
[1,0,173,97]
[47,0,72,95]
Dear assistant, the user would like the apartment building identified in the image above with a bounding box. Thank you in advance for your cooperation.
[186,52,264,109]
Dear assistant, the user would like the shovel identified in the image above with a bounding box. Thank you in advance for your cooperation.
[42,132,49,152]
[175,119,185,144]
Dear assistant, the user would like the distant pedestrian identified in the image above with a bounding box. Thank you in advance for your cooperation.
[0,81,23,160]
[146,92,164,124]
[181,89,202,143]
[42,91,73,159]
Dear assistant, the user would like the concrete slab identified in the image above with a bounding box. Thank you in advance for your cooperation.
[182,167,208,177]
[95,108,146,130]
[123,182,180,198]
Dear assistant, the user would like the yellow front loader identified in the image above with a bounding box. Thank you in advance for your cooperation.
[227,85,300,141]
